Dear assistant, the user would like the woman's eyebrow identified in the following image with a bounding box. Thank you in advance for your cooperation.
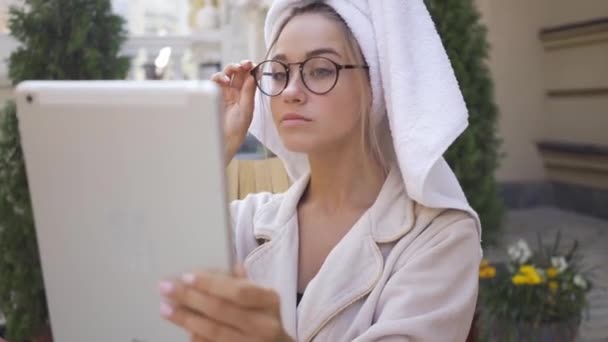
[272,48,342,61]
[306,48,342,58]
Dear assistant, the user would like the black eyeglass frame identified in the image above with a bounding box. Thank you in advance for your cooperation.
[249,56,369,97]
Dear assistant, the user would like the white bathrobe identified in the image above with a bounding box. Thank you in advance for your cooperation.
[230,166,482,342]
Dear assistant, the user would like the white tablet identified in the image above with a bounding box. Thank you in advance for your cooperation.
[15,81,232,342]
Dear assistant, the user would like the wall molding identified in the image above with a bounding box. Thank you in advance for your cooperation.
[499,140,608,219]
[537,140,608,157]
[540,17,608,50]
[537,140,608,190]
[547,87,608,98]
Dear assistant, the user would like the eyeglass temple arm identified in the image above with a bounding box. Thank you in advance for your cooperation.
[342,65,370,70]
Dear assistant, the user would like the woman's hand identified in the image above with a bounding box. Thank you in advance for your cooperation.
[159,265,293,342]
[211,60,258,164]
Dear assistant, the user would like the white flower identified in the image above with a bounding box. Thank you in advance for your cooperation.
[517,240,532,263]
[508,245,521,262]
[573,274,588,289]
[551,256,568,273]
[508,239,532,264]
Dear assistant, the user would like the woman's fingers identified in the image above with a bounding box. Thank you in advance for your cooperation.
[159,280,259,333]
[190,334,213,342]
[160,267,290,342]
[223,61,254,90]
[182,271,281,312]
[161,303,247,342]
[239,73,258,116]
[210,60,255,87]
[210,72,230,86]
[211,61,257,113]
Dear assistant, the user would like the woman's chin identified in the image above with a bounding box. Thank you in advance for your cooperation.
[283,142,315,154]
[280,136,317,154]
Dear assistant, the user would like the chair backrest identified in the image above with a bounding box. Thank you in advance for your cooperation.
[226,157,291,201]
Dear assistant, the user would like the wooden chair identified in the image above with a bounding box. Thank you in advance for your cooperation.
[226,157,291,201]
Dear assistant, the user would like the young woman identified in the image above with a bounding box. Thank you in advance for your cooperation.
[159,1,482,341]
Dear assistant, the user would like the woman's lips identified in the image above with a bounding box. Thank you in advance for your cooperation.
[281,113,312,127]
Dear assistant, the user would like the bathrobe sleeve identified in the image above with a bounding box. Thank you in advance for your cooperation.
[353,215,482,342]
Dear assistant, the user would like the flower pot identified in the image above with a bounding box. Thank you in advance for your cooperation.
[481,316,580,342]
[513,319,579,342]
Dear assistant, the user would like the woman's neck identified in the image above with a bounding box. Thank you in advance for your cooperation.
[303,142,387,214]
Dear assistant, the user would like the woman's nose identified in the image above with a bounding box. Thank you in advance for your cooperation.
[281,71,307,102]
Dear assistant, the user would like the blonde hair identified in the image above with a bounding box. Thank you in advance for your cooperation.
[263,2,390,173]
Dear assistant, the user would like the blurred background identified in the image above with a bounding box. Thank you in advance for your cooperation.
[0,0,606,341]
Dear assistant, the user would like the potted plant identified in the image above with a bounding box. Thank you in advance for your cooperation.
[477,232,593,341]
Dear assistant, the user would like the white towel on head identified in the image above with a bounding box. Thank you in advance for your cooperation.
[249,0,481,240]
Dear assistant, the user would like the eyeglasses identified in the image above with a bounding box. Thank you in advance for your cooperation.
[250,56,369,97]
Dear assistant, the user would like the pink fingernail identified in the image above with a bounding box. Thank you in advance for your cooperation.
[159,281,173,295]
[160,302,174,317]
[182,273,196,285]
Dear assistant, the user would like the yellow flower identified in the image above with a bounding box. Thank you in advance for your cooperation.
[512,274,528,285]
[520,265,543,283]
[546,267,558,279]
[479,265,496,279]
[549,281,559,293]
[512,265,543,285]
[479,259,497,279]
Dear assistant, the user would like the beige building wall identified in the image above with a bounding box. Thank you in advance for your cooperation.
[542,0,608,27]
[478,0,608,184]
[477,0,547,182]
[541,11,608,147]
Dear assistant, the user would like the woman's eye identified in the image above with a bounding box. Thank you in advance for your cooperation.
[310,68,334,78]
[271,72,287,81]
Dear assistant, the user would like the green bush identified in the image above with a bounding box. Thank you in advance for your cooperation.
[0,0,129,339]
